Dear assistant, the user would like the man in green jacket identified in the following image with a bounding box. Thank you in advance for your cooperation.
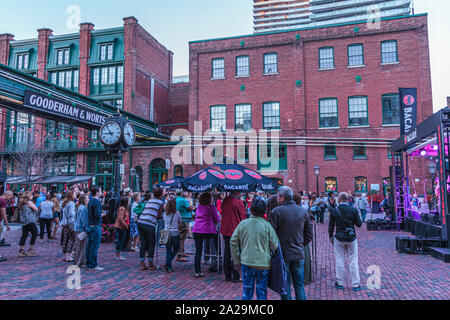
[230,198,279,300]
[176,190,192,262]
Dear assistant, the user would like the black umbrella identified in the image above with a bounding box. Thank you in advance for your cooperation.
[181,167,226,193]
[156,177,183,191]
[214,162,278,192]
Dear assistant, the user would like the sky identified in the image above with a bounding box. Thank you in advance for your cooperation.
[0,0,448,111]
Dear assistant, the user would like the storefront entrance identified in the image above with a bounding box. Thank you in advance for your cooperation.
[149,159,168,191]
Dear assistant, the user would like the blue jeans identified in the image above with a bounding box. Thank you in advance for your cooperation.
[241,264,270,300]
[165,235,180,270]
[115,228,127,253]
[281,260,306,300]
[86,226,101,269]
[156,218,164,246]
[361,209,367,222]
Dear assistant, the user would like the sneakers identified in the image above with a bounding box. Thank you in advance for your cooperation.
[0,256,7,262]
[0,240,11,247]
[352,286,362,292]
[335,282,344,290]
[27,250,37,257]
[18,250,27,257]
[94,266,104,271]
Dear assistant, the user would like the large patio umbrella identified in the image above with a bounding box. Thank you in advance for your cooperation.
[214,162,278,192]
[181,167,226,192]
[156,177,183,190]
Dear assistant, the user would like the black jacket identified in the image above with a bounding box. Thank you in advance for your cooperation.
[329,203,362,242]
[268,200,313,262]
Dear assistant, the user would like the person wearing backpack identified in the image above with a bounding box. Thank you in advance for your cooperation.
[329,192,363,291]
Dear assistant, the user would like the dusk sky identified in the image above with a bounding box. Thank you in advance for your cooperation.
[0,0,448,110]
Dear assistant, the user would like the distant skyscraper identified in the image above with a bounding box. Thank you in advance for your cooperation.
[253,0,413,33]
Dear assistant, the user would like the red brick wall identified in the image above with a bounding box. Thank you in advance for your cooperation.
[169,82,190,132]
[189,15,433,193]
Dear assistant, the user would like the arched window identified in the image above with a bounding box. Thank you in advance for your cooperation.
[149,159,168,191]
[355,177,367,193]
[325,177,337,193]
[174,165,183,178]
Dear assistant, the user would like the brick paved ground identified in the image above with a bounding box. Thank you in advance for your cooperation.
[0,214,448,300]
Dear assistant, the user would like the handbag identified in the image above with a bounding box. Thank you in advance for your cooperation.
[77,231,88,241]
[268,244,288,295]
[159,213,174,245]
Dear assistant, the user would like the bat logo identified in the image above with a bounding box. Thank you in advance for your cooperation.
[403,95,415,106]
[224,169,243,180]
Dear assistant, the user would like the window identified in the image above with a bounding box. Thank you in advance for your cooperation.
[117,65,124,83]
[73,70,79,89]
[101,67,108,85]
[108,67,116,84]
[57,48,69,65]
[64,71,72,89]
[212,58,225,79]
[319,98,338,128]
[263,102,280,129]
[382,94,400,124]
[387,147,392,159]
[348,96,369,126]
[100,43,113,61]
[51,72,57,85]
[263,53,278,74]
[58,72,65,87]
[210,105,226,132]
[116,99,123,110]
[237,145,249,164]
[353,144,366,159]
[49,70,78,91]
[174,165,183,178]
[257,142,287,171]
[325,177,337,193]
[348,44,364,66]
[93,68,100,85]
[235,104,252,131]
[381,40,398,63]
[319,47,334,69]
[236,55,250,77]
[355,177,368,193]
[324,144,336,159]
[16,53,29,69]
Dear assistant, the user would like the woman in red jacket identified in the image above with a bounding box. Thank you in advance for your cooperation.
[114,197,130,261]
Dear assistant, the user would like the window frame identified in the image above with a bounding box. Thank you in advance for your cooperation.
[325,177,338,193]
[236,55,250,77]
[234,103,252,131]
[348,96,369,127]
[381,40,398,64]
[319,98,339,128]
[355,176,368,193]
[319,47,335,70]
[353,144,367,159]
[56,48,70,66]
[262,101,281,130]
[347,44,364,67]
[211,58,225,79]
[324,144,337,160]
[382,93,400,125]
[263,52,278,74]
[16,52,29,70]
[210,105,227,132]
[99,43,114,61]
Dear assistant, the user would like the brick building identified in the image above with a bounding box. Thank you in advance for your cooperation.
[0,17,187,192]
[188,13,433,194]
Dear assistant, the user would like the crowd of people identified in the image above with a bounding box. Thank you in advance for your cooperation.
[0,184,391,300]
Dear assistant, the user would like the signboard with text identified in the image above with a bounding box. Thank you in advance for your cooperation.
[399,88,418,136]
[23,89,107,127]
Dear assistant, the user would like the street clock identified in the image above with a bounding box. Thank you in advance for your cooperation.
[99,114,136,151]
[100,121,122,146]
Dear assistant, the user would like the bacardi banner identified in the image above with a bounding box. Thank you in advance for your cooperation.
[23,89,107,127]
[399,88,418,136]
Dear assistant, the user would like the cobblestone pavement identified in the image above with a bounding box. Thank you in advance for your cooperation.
[0,218,448,300]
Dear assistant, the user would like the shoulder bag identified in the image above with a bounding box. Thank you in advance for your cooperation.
[159,213,174,245]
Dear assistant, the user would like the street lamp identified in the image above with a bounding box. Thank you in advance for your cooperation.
[314,165,320,196]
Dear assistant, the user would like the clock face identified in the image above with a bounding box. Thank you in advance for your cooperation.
[124,123,136,146]
[100,121,121,146]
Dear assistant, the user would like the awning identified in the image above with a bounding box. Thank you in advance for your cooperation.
[37,175,95,185]
[6,176,44,184]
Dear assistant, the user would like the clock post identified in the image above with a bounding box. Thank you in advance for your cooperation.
[99,111,136,222]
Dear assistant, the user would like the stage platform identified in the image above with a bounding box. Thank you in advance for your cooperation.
[404,218,442,238]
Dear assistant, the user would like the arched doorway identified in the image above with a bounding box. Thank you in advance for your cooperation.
[149,159,168,191]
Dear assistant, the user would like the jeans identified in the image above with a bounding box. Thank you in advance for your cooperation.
[281,260,306,300]
[86,226,101,269]
[203,237,218,264]
[318,209,325,224]
[39,218,52,239]
[241,264,270,300]
[223,235,240,281]
[193,233,216,274]
[138,223,156,262]
[165,235,180,270]
[334,239,360,288]
[19,223,38,246]
[360,209,367,222]
[156,218,164,246]
[115,228,127,253]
